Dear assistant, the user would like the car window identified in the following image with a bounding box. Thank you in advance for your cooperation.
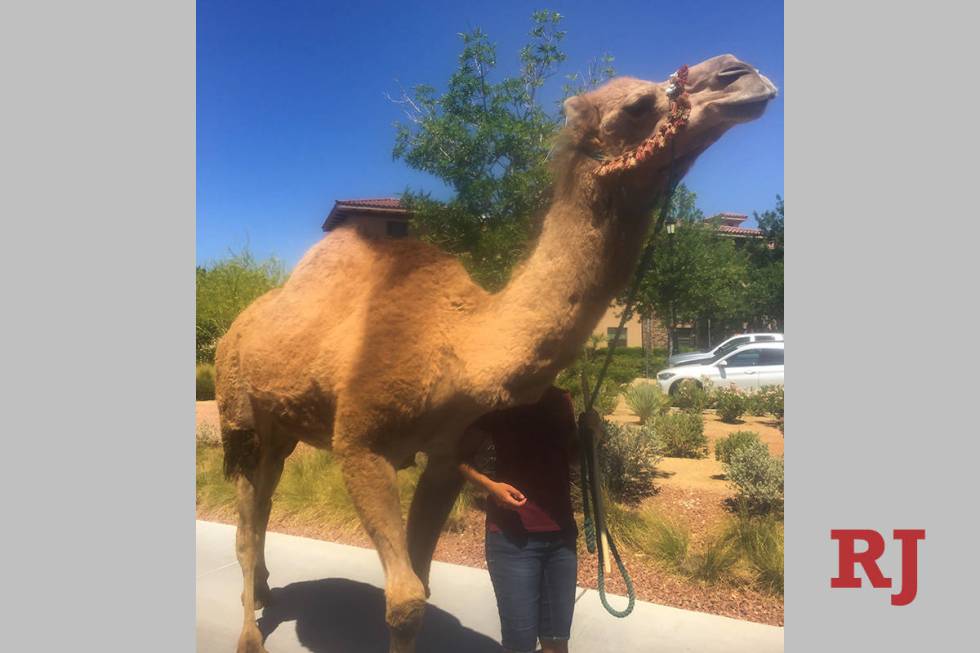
[715,337,749,356]
[725,349,763,367]
[755,335,776,342]
[758,349,784,365]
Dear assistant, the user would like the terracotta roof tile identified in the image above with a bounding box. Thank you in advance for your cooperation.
[717,224,763,236]
[334,197,405,209]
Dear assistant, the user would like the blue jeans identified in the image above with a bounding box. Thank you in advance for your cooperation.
[485,530,578,653]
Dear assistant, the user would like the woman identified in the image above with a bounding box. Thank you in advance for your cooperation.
[458,385,581,653]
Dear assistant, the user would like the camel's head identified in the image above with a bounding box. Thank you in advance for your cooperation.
[560,54,777,201]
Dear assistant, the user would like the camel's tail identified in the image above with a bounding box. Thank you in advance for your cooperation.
[221,427,260,480]
[214,330,259,480]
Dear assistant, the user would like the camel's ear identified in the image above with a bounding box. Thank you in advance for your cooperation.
[561,95,598,144]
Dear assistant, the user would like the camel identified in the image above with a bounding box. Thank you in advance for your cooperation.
[215,53,776,653]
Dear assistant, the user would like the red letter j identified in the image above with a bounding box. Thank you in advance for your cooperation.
[891,529,925,606]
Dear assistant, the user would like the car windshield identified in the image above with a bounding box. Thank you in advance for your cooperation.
[712,340,745,359]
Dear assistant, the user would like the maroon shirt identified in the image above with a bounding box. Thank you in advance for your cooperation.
[471,386,578,535]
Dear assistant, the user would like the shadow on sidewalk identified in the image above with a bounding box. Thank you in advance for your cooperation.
[258,578,502,653]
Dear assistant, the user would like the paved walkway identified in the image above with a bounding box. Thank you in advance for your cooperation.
[197,520,783,652]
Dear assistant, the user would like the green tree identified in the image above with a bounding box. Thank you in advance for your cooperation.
[746,195,784,329]
[391,11,613,290]
[626,185,751,355]
[196,248,286,362]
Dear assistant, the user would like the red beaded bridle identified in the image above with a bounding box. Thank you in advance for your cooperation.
[591,65,691,178]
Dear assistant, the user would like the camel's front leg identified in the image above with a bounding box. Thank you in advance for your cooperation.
[406,454,464,596]
[339,446,427,653]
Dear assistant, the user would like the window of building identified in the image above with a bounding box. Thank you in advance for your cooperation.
[386,220,409,238]
[607,327,628,347]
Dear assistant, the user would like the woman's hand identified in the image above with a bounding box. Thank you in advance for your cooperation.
[490,482,527,510]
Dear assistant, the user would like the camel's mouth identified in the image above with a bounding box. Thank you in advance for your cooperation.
[716,93,776,121]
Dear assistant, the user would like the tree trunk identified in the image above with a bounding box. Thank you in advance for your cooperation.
[641,315,653,377]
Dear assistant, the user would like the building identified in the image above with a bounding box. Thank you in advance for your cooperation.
[710,212,764,239]
[321,199,764,352]
[322,198,412,239]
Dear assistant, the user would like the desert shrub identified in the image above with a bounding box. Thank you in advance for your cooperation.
[745,391,769,416]
[715,385,748,423]
[196,440,237,510]
[646,412,708,459]
[724,515,784,594]
[714,431,761,464]
[687,535,740,583]
[725,441,784,513]
[196,421,220,444]
[649,518,691,569]
[612,505,690,570]
[597,421,662,504]
[624,383,670,424]
[758,385,784,418]
[196,363,216,401]
[671,378,712,413]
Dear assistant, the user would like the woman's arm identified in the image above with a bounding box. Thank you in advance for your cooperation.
[457,422,527,511]
[458,462,527,510]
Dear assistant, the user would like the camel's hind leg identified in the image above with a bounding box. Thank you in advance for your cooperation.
[339,445,427,653]
[226,429,293,653]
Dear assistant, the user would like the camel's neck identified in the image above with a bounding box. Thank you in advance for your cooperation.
[476,181,657,402]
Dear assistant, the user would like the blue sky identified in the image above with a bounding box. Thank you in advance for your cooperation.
[197,0,783,268]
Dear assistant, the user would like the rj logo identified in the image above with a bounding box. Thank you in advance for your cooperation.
[831,529,925,606]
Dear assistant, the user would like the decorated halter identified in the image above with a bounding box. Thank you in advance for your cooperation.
[592,64,691,179]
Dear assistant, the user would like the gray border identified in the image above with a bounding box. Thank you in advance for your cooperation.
[787,0,980,650]
[3,1,195,650]
[9,1,980,650]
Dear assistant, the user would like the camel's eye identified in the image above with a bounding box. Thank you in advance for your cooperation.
[623,96,653,118]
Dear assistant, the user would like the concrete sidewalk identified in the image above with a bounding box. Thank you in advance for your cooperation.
[197,520,783,652]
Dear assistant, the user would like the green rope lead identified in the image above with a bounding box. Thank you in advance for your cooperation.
[577,151,683,618]
[577,424,597,554]
[577,410,635,617]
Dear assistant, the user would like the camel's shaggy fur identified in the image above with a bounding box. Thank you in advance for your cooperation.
[216,54,776,653]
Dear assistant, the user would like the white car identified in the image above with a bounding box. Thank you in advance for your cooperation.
[667,332,784,367]
[657,342,784,395]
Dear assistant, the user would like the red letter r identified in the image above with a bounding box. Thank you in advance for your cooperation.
[831,529,892,589]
